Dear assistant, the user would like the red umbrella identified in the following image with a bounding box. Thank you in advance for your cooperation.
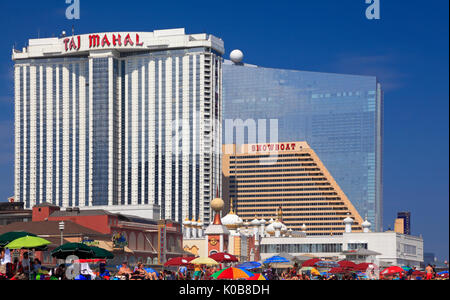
[412,270,425,277]
[329,267,347,274]
[302,258,321,267]
[209,252,239,263]
[338,260,357,269]
[164,257,195,267]
[355,263,372,272]
[381,266,405,276]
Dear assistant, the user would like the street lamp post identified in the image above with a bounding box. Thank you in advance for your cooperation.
[59,221,65,245]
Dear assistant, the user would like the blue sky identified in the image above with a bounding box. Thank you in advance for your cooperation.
[0,0,448,259]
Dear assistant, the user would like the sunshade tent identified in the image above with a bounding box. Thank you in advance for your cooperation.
[164,257,195,267]
[0,232,38,248]
[211,267,253,280]
[209,252,239,263]
[5,236,51,250]
[190,257,219,266]
[90,246,114,259]
[51,243,94,259]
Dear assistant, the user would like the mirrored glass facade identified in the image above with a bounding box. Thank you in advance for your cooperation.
[223,63,383,231]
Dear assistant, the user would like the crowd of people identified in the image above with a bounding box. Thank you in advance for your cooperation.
[1,249,447,281]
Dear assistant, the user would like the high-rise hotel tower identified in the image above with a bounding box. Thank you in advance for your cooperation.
[12,28,224,223]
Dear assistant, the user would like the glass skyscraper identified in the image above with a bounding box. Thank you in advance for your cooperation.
[223,62,383,231]
[13,29,223,224]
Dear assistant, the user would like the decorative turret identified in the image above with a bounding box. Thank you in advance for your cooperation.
[362,219,371,233]
[344,215,354,233]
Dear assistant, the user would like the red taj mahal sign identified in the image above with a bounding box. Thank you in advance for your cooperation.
[64,33,145,52]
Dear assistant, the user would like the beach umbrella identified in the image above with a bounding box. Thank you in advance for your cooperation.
[144,268,157,274]
[164,257,195,267]
[302,258,321,267]
[401,266,412,272]
[310,268,320,276]
[355,263,374,272]
[338,260,357,269]
[438,271,449,278]
[236,261,262,270]
[0,231,38,247]
[315,261,340,268]
[5,236,51,250]
[412,270,425,277]
[263,255,290,264]
[190,257,219,266]
[90,246,114,259]
[381,266,405,276]
[329,267,347,274]
[247,273,267,281]
[209,252,239,263]
[211,267,253,280]
[51,243,94,259]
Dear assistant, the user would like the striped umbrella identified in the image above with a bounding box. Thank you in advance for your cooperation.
[211,267,253,280]
[247,273,267,281]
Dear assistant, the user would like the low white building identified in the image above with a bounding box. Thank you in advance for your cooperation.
[260,220,424,268]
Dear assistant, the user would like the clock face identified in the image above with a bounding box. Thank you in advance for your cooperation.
[209,238,218,246]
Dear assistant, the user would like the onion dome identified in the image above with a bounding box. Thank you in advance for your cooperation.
[197,219,204,227]
[251,218,261,226]
[362,219,371,228]
[265,223,275,235]
[259,219,267,225]
[273,221,283,230]
[344,216,354,225]
[183,218,192,226]
[222,213,244,230]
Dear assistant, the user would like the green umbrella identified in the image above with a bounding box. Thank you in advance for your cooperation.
[5,236,51,250]
[0,232,37,247]
[90,246,114,259]
[51,243,94,259]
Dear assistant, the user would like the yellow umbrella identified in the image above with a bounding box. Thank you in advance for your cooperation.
[311,268,321,276]
[190,257,219,266]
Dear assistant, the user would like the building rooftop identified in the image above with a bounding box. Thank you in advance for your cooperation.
[0,220,107,239]
[13,28,225,60]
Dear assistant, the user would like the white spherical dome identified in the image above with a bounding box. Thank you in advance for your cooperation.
[230,49,244,64]
[183,219,192,226]
[259,219,267,225]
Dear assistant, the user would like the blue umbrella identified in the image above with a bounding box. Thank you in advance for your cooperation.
[236,261,262,270]
[316,261,340,268]
[263,256,290,264]
[438,271,448,275]
[145,268,157,274]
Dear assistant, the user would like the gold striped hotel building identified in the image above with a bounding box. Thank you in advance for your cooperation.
[222,142,364,236]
